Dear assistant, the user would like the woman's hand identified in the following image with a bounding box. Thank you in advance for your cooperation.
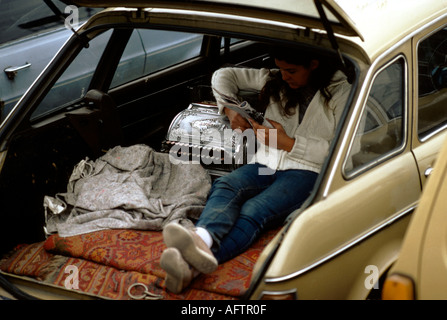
[249,119,295,152]
[224,107,251,131]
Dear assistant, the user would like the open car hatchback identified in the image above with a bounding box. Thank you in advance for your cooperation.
[1,0,447,300]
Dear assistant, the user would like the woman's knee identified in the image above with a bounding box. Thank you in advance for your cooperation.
[239,199,274,228]
[213,217,260,263]
[211,164,265,193]
[239,191,300,228]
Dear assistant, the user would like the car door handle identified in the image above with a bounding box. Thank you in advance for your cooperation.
[4,62,32,80]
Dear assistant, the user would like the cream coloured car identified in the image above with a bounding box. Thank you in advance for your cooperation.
[382,135,447,300]
[0,0,447,301]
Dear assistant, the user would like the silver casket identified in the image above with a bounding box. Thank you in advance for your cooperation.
[163,103,257,177]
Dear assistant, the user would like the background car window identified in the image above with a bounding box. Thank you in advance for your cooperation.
[417,27,447,138]
[345,58,405,174]
[0,0,98,45]
[109,30,147,88]
[31,30,113,119]
[110,29,203,87]
[221,37,243,47]
[32,28,205,119]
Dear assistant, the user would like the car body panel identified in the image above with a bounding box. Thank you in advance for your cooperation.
[419,160,447,299]
[383,135,447,299]
[335,0,447,62]
[253,152,420,299]
[0,29,71,119]
[253,209,412,299]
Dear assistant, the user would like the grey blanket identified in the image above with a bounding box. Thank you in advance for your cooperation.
[44,144,211,237]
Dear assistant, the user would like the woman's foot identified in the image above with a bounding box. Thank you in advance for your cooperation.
[163,223,218,274]
[160,247,193,294]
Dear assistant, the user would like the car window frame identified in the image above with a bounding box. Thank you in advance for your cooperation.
[342,54,409,179]
[416,24,447,142]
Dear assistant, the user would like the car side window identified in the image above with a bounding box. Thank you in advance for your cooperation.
[31,28,205,119]
[344,58,405,175]
[110,29,204,87]
[417,27,447,138]
[31,30,113,120]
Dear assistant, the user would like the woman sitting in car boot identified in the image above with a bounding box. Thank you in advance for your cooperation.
[160,48,352,293]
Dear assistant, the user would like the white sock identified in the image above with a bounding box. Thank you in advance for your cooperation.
[195,227,213,248]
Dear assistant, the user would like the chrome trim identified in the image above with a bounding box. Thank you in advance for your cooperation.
[4,62,32,80]
[265,204,416,284]
[258,288,297,300]
[420,125,447,143]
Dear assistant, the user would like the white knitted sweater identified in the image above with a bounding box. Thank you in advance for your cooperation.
[211,67,351,173]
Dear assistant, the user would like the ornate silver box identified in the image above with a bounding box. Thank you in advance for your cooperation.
[162,103,251,177]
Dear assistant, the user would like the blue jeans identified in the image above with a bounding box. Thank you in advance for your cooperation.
[196,163,318,263]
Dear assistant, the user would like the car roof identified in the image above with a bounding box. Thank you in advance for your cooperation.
[67,0,447,64]
[336,0,447,62]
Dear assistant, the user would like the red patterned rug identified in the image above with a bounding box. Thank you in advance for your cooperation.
[0,228,279,300]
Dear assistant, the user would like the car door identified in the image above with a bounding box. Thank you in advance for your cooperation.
[137,29,204,76]
[251,51,423,300]
[0,29,70,119]
[0,0,70,119]
[412,23,447,187]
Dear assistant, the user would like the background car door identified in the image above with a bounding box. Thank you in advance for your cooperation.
[0,0,100,120]
[137,29,203,76]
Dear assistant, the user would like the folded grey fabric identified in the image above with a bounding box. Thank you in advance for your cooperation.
[45,144,211,237]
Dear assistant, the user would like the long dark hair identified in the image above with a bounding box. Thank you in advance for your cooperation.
[259,48,340,116]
